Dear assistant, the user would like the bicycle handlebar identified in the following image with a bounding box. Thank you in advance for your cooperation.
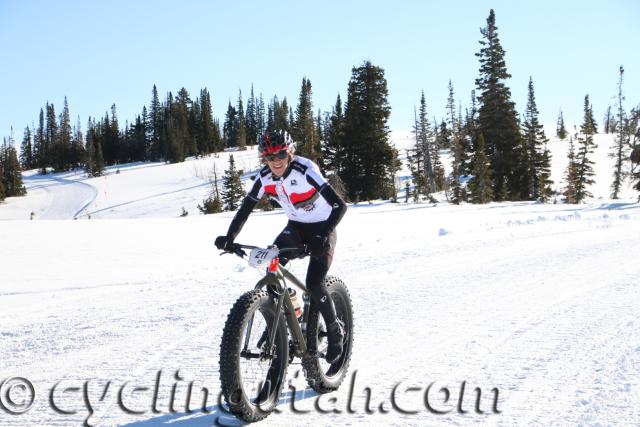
[219,243,310,259]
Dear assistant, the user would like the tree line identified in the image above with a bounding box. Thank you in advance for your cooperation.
[3,9,639,205]
[404,9,639,205]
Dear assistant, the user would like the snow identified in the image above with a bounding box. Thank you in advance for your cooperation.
[0,134,639,426]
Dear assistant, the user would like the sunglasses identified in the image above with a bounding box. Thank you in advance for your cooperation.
[264,150,289,162]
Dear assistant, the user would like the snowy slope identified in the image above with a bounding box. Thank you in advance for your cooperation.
[1,134,639,426]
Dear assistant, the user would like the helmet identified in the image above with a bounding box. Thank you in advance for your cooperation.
[259,130,293,156]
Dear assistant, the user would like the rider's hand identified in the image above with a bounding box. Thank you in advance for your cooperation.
[308,234,329,254]
[215,235,234,251]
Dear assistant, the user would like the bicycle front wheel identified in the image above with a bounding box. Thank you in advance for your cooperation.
[219,289,289,422]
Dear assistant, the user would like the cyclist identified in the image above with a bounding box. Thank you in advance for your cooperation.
[215,130,348,363]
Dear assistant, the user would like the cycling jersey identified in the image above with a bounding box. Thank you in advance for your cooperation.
[247,156,333,223]
[225,155,347,242]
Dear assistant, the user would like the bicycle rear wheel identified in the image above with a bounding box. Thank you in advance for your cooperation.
[302,276,354,393]
[219,289,289,421]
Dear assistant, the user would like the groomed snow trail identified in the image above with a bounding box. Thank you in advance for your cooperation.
[1,204,638,426]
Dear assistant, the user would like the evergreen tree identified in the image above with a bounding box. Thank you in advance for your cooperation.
[341,61,395,201]
[54,96,73,171]
[610,66,628,199]
[71,116,87,168]
[556,110,568,139]
[221,154,245,210]
[563,136,579,203]
[537,145,554,202]
[1,137,26,197]
[417,91,436,194]
[322,94,345,174]
[256,93,266,139]
[20,126,34,169]
[0,163,4,200]
[521,77,552,200]
[446,81,470,175]
[35,108,46,173]
[85,118,104,177]
[407,108,426,199]
[628,108,640,195]
[148,84,163,160]
[449,132,466,204]
[431,123,446,190]
[468,133,493,203]
[198,88,219,153]
[245,85,258,146]
[603,106,613,134]
[475,9,523,199]
[575,95,597,202]
[45,102,58,171]
[293,77,319,161]
[236,90,247,150]
[223,101,238,148]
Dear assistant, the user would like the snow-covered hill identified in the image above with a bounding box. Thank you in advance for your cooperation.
[0,133,639,426]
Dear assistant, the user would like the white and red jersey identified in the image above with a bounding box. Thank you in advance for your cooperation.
[246,156,333,223]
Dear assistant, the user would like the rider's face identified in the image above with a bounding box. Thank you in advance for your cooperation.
[265,150,291,177]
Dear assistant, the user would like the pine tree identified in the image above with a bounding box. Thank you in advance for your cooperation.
[431,124,446,190]
[575,95,597,202]
[293,77,319,161]
[148,84,163,160]
[45,102,58,171]
[246,85,258,146]
[407,110,425,200]
[603,106,613,134]
[1,137,26,197]
[35,108,46,173]
[85,118,104,177]
[54,96,73,171]
[341,61,395,201]
[221,154,245,210]
[556,110,567,139]
[537,145,554,202]
[521,77,552,200]
[19,126,34,169]
[629,108,640,195]
[322,94,345,174]
[236,90,247,150]
[0,163,4,200]
[475,9,523,200]
[446,81,470,175]
[416,91,436,194]
[256,93,266,139]
[563,136,579,203]
[468,133,493,203]
[449,132,465,204]
[223,101,238,148]
[610,66,628,199]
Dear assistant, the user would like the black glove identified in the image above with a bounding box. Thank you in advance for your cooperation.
[308,234,330,254]
[215,235,234,251]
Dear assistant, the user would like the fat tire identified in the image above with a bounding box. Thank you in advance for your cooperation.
[301,276,354,393]
[219,289,289,422]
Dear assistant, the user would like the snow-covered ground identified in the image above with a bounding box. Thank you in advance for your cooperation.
[1,133,639,426]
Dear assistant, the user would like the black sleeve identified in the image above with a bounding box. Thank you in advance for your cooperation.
[306,174,347,234]
[226,196,258,241]
[319,184,347,234]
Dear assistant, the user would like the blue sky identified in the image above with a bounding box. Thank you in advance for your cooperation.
[1,0,639,145]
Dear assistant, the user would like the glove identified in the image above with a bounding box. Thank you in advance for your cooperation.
[308,234,330,254]
[215,235,234,251]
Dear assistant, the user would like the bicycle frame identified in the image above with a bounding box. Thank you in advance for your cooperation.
[249,264,310,359]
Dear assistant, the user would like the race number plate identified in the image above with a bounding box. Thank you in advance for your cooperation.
[248,247,279,269]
